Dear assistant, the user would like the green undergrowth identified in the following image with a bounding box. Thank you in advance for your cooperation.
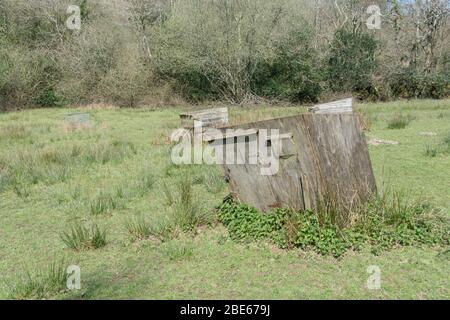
[218,193,449,258]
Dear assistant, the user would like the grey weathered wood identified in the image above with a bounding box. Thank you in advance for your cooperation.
[180,107,228,128]
[203,128,258,142]
[210,113,376,213]
[308,98,353,114]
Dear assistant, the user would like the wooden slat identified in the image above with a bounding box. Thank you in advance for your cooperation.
[180,107,228,128]
[203,129,258,142]
[308,98,353,114]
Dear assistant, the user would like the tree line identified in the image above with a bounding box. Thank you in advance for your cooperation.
[0,0,449,110]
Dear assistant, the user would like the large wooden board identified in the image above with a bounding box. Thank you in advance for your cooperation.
[211,113,376,213]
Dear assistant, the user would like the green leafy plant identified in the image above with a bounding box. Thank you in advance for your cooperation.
[218,190,449,258]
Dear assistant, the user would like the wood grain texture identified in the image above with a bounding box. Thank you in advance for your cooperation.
[309,98,353,114]
[180,107,228,128]
[212,113,376,213]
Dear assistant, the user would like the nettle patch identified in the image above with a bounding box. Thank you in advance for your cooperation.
[218,193,449,258]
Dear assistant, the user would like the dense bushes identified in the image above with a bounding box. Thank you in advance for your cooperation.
[251,30,322,103]
[327,29,378,96]
[218,192,449,258]
[0,0,449,109]
[389,69,449,99]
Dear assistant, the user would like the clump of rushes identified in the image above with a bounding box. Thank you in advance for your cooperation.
[8,258,68,299]
[61,222,107,250]
[161,181,174,205]
[160,241,194,261]
[387,113,414,129]
[203,169,225,194]
[443,132,450,150]
[84,140,137,164]
[172,175,202,231]
[125,215,173,242]
[0,124,30,140]
[90,191,118,215]
[125,216,152,240]
[424,143,438,157]
[136,171,156,196]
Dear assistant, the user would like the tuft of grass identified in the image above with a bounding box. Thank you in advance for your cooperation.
[8,258,67,300]
[356,110,377,131]
[0,139,137,190]
[0,124,31,140]
[125,215,174,242]
[147,218,175,242]
[387,113,415,129]
[424,143,439,157]
[172,175,201,231]
[0,148,72,187]
[204,170,225,194]
[171,175,216,231]
[113,185,125,199]
[136,171,156,196]
[11,179,31,198]
[125,216,152,241]
[0,169,9,193]
[443,132,450,151]
[90,191,118,215]
[161,181,174,206]
[61,222,107,250]
[160,241,194,261]
[423,133,450,157]
[437,112,450,119]
[83,140,137,164]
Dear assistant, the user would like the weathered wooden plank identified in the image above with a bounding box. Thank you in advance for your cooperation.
[180,107,228,128]
[308,98,353,114]
[212,113,376,214]
[203,128,258,142]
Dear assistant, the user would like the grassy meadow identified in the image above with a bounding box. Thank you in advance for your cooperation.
[0,100,449,299]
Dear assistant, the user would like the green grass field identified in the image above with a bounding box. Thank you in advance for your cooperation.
[0,100,449,299]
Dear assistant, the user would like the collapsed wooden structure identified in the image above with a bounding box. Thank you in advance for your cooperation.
[205,113,376,212]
